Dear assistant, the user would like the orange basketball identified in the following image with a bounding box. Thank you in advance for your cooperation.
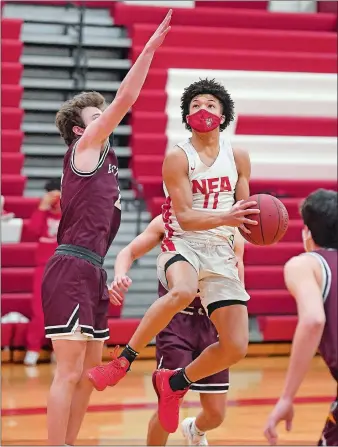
[239,194,289,246]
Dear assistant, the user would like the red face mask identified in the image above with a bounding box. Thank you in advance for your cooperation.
[187,109,221,133]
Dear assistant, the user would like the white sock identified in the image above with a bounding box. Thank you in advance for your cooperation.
[192,420,205,436]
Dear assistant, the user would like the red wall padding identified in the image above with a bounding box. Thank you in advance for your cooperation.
[248,290,296,315]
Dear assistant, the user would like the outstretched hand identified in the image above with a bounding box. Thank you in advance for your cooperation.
[264,397,294,445]
[145,9,172,52]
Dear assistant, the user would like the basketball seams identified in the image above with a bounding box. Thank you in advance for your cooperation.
[257,194,265,245]
[271,196,281,244]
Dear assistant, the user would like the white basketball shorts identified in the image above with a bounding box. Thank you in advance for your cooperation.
[157,237,250,314]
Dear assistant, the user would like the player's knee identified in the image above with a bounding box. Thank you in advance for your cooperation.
[219,334,248,365]
[55,365,83,386]
[204,405,226,427]
[170,285,197,308]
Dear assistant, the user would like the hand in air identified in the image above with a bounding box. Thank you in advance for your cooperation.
[145,9,172,52]
[264,397,294,445]
[225,200,260,234]
[108,275,132,305]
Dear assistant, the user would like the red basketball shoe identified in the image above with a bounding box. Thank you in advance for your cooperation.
[152,369,189,433]
[87,346,129,391]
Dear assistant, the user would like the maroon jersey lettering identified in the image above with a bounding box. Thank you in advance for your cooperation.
[57,139,121,257]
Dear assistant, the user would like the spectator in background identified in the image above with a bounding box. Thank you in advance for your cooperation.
[24,178,62,366]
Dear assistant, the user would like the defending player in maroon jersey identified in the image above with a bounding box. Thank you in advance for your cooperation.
[40,11,172,446]
[264,189,338,446]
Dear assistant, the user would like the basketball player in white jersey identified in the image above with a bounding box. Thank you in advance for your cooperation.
[88,78,259,433]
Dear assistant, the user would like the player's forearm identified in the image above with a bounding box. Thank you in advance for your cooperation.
[114,248,135,277]
[115,47,155,106]
[177,209,234,231]
[281,320,324,401]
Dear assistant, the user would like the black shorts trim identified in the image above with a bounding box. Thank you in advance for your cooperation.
[164,254,191,275]
[190,383,229,393]
[207,299,248,317]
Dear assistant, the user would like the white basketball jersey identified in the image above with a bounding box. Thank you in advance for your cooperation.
[162,136,238,245]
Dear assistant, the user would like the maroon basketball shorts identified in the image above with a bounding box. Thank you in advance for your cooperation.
[156,306,229,393]
[42,254,110,341]
[318,396,338,446]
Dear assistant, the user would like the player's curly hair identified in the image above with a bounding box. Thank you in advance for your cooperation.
[180,78,235,132]
[56,91,106,145]
[301,189,338,249]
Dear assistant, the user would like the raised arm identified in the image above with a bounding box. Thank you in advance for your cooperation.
[233,147,251,202]
[76,11,172,164]
[264,255,325,445]
[163,147,259,232]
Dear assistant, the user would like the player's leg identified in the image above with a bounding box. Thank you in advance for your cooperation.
[318,399,338,446]
[184,303,248,383]
[147,411,170,446]
[65,340,104,445]
[87,252,199,391]
[47,337,87,445]
[127,257,198,353]
[147,312,195,445]
[181,393,227,445]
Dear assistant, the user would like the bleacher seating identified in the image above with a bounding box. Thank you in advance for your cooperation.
[115,2,337,343]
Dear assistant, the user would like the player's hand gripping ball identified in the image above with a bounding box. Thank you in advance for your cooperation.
[239,194,289,245]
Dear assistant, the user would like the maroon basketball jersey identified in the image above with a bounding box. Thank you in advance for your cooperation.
[309,249,338,382]
[158,282,201,308]
[57,139,121,257]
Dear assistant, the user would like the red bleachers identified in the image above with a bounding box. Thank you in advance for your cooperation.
[196,1,269,9]
[133,24,337,55]
[115,4,337,32]
[1,294,34,319]
[1,18,22,40]
[1,267,35,293]
[1,39,23,63]
[3,197,40,219]
[248,290,296,315]
[258,316,298,341]
[1,153,24,175]
[1,85,23,108]
[133,45,337,73]
[1,175,26,196]
[1,243,38,268]
[1,130,24,153]
[107,319,140,345]
[1,108,24,130]
[2,63,23,85]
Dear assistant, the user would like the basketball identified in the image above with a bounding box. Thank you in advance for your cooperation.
[239,194,289,246]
